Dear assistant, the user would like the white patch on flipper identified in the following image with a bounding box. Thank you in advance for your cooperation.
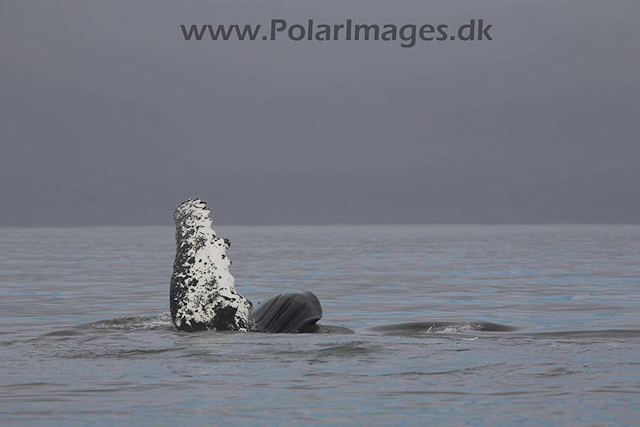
[170,198,251,332]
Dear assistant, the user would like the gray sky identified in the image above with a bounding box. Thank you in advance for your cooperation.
[1,0,639,225]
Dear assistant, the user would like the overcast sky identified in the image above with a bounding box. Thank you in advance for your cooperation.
[1,1,639,225]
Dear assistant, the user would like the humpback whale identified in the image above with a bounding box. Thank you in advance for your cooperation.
[170,198,322,333]
[251,291,323,333]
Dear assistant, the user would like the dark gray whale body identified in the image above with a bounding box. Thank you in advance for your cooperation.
[250,291,323,333]
[170,198,322,333]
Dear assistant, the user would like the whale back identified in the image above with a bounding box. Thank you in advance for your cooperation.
[250,291,323,333]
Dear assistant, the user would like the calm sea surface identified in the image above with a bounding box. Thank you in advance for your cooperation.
[1,225,639,425]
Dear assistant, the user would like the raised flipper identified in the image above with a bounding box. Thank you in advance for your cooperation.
[250,291,323,333]
[170,198,251,332]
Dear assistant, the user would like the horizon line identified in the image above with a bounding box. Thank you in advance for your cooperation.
[1,222,640,228]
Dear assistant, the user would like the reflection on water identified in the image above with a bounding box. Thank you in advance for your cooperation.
[1,225,640,424]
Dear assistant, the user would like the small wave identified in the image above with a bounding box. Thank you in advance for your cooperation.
[38,330,84,338]
[84,315,353,334]
[313,341,381,359]
[525,329,640,339]
[84,313,174,331]
[532,367,582,378]
[67,347,180,360]
[369,321,518,336]
[27,314,175,344]
[367,322,640,340]
[315,324,355,334]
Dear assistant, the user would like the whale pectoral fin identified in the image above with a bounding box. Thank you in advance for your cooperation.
[170,198,250,332]
[250,291,323,333]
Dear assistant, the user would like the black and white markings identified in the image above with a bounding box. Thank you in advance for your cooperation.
[169,198,251,332]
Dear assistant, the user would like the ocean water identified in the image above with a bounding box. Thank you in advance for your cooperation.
[1,225,639,425]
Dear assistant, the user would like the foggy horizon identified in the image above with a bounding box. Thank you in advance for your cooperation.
[2,1,639,226]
